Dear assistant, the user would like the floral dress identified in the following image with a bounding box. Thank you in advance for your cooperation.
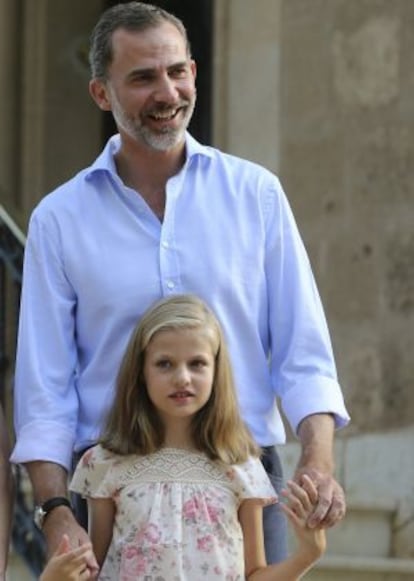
[70,445,277,581]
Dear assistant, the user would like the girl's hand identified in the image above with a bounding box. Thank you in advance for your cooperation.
[280,474,327,561]
[39,534,96,581]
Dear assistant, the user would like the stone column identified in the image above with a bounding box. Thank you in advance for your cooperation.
[19,0,102,219]
[213,0,283,173]
[0,0,20,213]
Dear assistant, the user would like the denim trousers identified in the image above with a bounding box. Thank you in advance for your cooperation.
[71,445,288,564]
[260,446,288,563]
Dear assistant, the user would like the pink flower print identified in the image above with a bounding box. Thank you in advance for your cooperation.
[197,534,214,553]
[134,523,162,545]
[205,501,220,524]
[81,449,94,468]
[226,467,236,481]
[183,496,199,521]
[121,550,149,578]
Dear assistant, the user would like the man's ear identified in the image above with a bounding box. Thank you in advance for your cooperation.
[89,78,112,111]
[190,59,197,81]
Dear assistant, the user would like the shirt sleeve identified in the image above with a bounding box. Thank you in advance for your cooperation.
[70,445,115,498]
[263,178,350,434]
[11,208,79,470]
[229,457,278,503]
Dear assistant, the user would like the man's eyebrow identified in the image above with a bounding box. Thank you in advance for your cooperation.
[126,60,190,78]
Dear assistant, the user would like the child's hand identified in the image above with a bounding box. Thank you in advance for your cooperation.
[39,534,96,581]
[280,474,327,561]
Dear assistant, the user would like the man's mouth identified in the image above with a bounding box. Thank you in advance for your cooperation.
[148,103,188,122]
[150,109,180,121]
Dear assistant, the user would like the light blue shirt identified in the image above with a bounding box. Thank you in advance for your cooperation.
[11,133,350,470]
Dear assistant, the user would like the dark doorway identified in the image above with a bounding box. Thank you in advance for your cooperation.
[101,0,213,145]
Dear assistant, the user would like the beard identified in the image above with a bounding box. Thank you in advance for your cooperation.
[110,93,196,152]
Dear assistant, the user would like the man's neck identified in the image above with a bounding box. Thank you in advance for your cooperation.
[114,135,186,201]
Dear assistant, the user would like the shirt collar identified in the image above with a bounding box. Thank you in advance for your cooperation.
[85,132,214,180]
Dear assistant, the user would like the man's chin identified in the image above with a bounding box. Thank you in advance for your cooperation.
[141,129,185,152]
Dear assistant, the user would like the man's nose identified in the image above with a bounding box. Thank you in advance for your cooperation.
[154,74,179,102]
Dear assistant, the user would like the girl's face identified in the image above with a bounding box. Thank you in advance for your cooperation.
[143,326,215,426]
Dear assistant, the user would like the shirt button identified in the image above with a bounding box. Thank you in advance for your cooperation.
[167,281,175,289]
[162,241,169,248]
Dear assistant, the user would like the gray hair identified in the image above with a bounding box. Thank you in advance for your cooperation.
[89,1,191,80]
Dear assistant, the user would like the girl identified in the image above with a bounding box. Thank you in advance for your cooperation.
[70,294,326,580]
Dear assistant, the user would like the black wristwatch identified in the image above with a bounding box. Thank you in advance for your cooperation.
[34,496,72,529]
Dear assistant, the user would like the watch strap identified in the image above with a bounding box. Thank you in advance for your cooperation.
[42,496,72,515]
[35,496,72,528]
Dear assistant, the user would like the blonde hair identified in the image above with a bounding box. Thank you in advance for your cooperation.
[100,294,260,464]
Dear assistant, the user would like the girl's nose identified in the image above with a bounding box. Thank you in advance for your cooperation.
[174,365,190,386]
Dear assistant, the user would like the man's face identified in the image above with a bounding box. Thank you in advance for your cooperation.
[95,22,196,152]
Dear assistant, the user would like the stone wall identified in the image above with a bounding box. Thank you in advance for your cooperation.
[215,0,414,435]
[278,1,414,434]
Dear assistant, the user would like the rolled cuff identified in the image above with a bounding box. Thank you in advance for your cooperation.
[10,421,75,471]
[282,376,351,437]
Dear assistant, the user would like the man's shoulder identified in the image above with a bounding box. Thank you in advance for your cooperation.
[32,165,98,220]
[203,144,279,183]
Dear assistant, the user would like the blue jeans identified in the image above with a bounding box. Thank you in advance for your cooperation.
[260,446,288,563]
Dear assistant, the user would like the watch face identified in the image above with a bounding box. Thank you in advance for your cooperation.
[34,506,46,529]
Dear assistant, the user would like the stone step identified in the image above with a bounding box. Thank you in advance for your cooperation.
[6,550,35,581]
[324,499,396,558]
[306,555,414,581]
[287,498,397,559]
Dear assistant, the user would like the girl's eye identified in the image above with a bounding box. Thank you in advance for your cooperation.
[190,359,207,368]
[156,359,171,369]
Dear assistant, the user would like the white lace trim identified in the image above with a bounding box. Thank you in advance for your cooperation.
[117,448,230,486]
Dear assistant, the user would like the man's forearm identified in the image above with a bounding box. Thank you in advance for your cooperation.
[25,461,69,503]
[296,413,335,474]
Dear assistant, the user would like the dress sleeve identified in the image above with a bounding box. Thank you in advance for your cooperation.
[229,457,277,503]
[70,445,117,499]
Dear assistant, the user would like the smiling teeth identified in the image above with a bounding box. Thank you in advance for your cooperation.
[152,110,177,120]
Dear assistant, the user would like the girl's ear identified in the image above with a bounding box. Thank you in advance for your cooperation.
[89,78,112,111]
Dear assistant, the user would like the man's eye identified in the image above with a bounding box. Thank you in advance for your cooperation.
[170,67,188,78]
[130,73,154,83]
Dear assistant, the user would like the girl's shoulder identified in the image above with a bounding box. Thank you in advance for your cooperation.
[77,444,119,468]
[70,445,130,498]
[224,455,277,500]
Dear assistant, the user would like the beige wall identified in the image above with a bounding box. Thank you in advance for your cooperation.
[0,0,20,215]
[278,0,414,434]
[0,0,102,224]
[214,0,282,171]
[214,0,414,436]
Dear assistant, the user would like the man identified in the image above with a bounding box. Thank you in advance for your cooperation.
[11,0,350,569]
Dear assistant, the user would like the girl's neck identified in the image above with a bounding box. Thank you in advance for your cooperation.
[162,423,195,451]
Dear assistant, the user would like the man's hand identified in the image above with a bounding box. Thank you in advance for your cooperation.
[295,413,346,529]
[39,534,95,581]
[43,506,99,578]
[43,506,99,576]
[294,466,346,528]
